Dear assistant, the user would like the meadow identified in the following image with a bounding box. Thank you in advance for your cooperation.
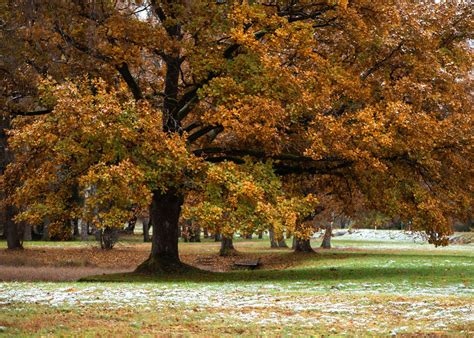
[0,235,473,336]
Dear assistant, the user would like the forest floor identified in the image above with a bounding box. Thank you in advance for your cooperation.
[0,234,473,336]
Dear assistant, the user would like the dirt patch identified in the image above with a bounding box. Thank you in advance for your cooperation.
[0,266,133,282]
[0,245,309,281]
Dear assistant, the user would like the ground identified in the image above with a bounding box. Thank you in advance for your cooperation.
[0,233,473,336]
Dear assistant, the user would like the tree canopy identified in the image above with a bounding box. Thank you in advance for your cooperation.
[1,0,472,269]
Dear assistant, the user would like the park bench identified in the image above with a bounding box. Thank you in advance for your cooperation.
[233,258,261,270]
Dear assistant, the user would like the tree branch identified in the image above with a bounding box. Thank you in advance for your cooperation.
[11,109,53,117]
[187,125,223,144]
[116,62,143,100]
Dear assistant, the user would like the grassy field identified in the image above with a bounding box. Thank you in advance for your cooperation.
[0,236,473,336]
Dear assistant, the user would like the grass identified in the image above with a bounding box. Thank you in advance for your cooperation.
[0,235,473,336]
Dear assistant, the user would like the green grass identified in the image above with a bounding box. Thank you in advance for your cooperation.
[1,237,473,336]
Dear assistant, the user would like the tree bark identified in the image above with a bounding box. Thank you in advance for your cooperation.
[1,115,22,249]
[136,189,186,273]
[269,227,278,248]
[79,219,89,241]
[294,238,314,253]
[41,219,50,241]
[190,225,201,242]
[72,219,79,238]
[23,222,32,241]
[142,215,151,242]
[269,227,288,248]
[219,235,236,256]
[125,216,136,234]
[5,205,23,250]
[321,224,332,249]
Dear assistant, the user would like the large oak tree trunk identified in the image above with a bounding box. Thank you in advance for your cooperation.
[294,238,314,253]
[136,189,186,273]
[220,235,236,256]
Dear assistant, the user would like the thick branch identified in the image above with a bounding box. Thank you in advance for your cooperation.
[116,63,143,100]
[187,125,223,144]
[193,147,318,162]
[56,24,143,102]
[11,109,53,116]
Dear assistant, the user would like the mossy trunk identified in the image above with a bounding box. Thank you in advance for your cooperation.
[136,189,187,273]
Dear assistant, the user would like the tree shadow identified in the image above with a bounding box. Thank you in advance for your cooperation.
[81,249,471,284]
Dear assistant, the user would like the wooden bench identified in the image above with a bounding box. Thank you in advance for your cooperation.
[233,258,261,270]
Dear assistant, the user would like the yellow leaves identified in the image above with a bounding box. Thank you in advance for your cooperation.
[7,77,203,229]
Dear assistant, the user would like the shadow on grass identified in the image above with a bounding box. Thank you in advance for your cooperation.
[81,250,472,285]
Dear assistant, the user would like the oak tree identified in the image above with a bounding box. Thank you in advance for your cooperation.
[2,1,472,271]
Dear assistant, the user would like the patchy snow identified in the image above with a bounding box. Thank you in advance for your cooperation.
[0,281,472,333]
[315,229,474,246]
[315,229,429,242]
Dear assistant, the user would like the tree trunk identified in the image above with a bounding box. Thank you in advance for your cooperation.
[321,224,332,249]
[269,227,278,248]
[23,222,32,241]
[1,116,22,249]
[72,219,79,238]
[92,223,101,241]
[220,235,236,256]
[5,205,23,250]
[190,225,201,242]
[79,219,88,241]
[41,219,50,241]
[142,216,151,242]
[258,231,263,239]
[269,227,288,248]
[99,227,119,250]
[294,238,314,253]
[214,233,221,242]
[203,228,209,239]
[125,217,136,234]
[136,189,186,273]
[278,237,288,248]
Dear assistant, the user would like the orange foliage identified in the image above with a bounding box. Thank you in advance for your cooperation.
[1,1,472,245]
